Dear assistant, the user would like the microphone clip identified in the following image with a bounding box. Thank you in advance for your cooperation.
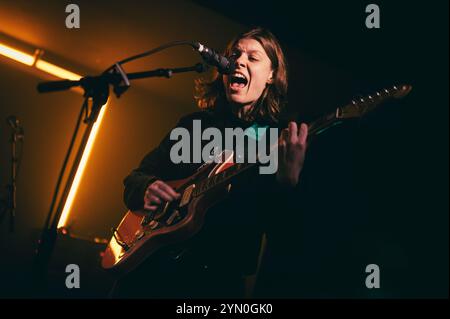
[193,42,235,75]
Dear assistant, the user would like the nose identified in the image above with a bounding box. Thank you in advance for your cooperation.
[234,54,246,69]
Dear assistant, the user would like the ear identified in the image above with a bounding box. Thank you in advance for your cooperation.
[267,70,274,84]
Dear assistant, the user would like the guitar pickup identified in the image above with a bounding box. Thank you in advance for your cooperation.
[179,184,195,207]
[140,211,155,226]
[166,210,181,225]
[111,228,130,251]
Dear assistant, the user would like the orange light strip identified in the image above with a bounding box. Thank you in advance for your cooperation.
[35,60,81,81]
[57,103,108,228]
[0,40,108,229]
[0,43,35,65]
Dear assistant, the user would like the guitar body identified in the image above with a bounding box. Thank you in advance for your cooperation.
[101,151,235,275]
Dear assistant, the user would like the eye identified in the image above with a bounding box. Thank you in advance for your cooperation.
[229,51,240,59]
[249,56,259,62]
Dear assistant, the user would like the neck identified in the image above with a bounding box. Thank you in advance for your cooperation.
[231,103,255,122]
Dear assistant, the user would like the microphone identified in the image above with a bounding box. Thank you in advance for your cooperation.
[6,116,19,129]
[192,42,235,74]
[6,115,24,137]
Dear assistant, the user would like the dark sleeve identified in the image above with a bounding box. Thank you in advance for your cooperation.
[257,171,303,236]
[253,125,307,236]
[123,132,172,211]
[123,113,203,211]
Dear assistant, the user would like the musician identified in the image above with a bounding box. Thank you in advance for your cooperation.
[111,27,308,298]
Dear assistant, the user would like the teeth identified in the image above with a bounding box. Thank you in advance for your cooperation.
[229,72,248,86]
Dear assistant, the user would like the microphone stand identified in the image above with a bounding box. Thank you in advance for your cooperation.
[0,124,23,232]
[8,127,18,232]
[33,62,207,292]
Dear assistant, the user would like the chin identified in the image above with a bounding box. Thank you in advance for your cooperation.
[227,94,250,106]
[230,101,251,109]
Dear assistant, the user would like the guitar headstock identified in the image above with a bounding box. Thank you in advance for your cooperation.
[336,84,412,119]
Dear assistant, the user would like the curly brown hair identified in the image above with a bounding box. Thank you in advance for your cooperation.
[194,27,288,123]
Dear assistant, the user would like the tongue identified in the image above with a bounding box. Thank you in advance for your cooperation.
[231,82,245,89]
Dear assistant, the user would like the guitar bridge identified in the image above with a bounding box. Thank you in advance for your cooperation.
[111,227,130,251]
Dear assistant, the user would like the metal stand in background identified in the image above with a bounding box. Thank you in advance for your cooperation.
[33,78,109,290]
[33,62,206,291]
[0,116,24,233]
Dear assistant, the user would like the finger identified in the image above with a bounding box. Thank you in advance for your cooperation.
[153,187,175,202]
[279,128,289,143]
[149,182,174,201]
[143,204,158,211]
[288,121,298,144]
[298,123,308,145]
[279,141,287,161]
[156,181,181,198]
[148,182,162,194]
[145,186,158,201]
[147,194,161,205]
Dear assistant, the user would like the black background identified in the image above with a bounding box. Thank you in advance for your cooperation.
[195,0,449,298]
[0,0,448,298]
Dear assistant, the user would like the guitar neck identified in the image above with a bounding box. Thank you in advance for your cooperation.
[307,110,344,138]
[191,84,413,197]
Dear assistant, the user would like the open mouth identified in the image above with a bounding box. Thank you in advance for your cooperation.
[229,73,248,90]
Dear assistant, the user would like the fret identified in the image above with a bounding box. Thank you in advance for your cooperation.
[307,111,339,136]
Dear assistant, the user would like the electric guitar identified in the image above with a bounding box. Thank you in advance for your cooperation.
[101,84,412,274]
